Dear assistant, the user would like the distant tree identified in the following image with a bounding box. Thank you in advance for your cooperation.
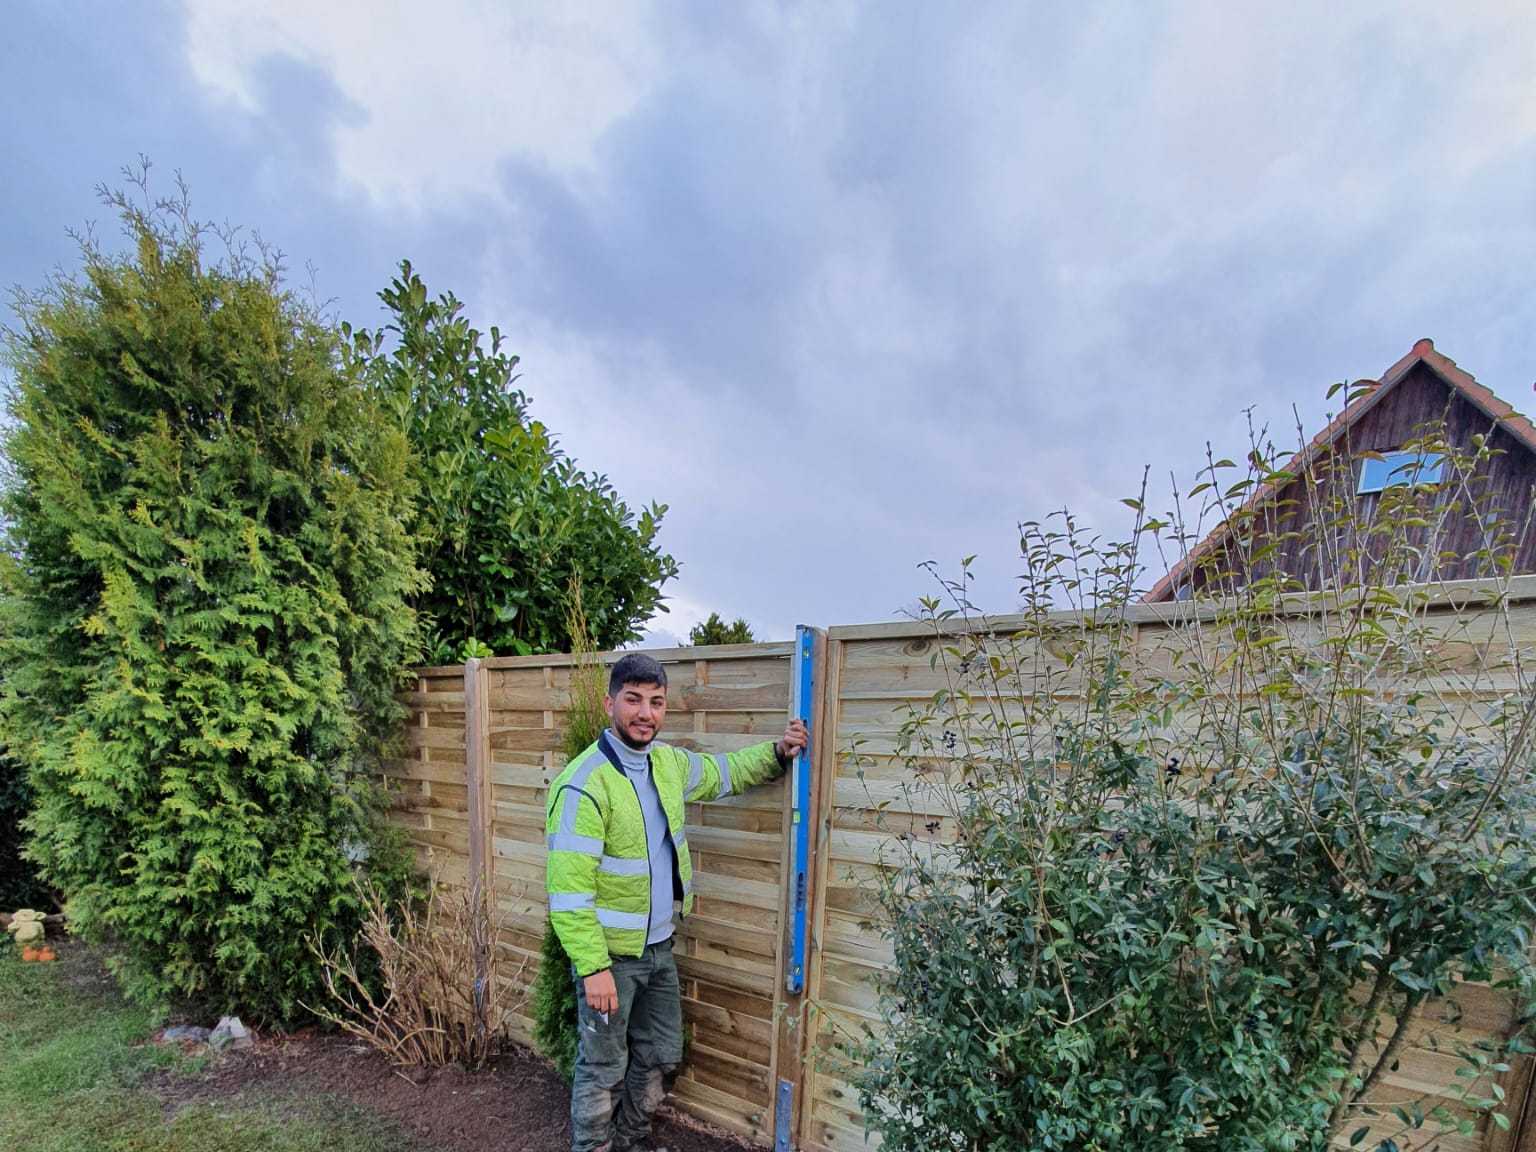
[688,613,756,646]
[354,264,678,660]
[0,177,423,1020]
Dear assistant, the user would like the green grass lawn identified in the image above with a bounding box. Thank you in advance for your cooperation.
[0,943,434,1152]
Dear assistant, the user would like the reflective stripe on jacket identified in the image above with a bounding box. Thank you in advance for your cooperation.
[545,734,782,977]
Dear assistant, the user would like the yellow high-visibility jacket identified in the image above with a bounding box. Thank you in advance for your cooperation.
[545,731,783,976]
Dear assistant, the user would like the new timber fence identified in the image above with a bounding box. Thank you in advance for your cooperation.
[383,577,1536,1152]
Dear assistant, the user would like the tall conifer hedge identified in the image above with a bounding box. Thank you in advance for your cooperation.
[0,187,425,1021]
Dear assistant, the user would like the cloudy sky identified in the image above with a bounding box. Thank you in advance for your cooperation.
[6,2,1536,644]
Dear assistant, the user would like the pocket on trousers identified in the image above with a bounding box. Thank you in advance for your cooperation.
[576,995,628,1075]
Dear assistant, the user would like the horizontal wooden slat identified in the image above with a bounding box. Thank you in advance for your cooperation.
[686,825,784,862]
[408,726,466,751]
[677,952,777,999]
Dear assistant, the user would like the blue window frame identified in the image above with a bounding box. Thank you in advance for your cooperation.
[1357,450,1444,494]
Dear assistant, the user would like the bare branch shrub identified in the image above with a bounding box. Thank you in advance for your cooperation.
[307,875,525,1070]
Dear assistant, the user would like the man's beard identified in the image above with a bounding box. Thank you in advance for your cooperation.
[614,721,653,750]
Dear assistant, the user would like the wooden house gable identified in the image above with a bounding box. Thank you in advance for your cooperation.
[1145,341,1536,602]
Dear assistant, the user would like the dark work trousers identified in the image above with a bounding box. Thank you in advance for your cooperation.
[570,939,684,1152]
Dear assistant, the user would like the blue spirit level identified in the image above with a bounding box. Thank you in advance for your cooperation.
[786,624,815,994]
[777,625,817,1152]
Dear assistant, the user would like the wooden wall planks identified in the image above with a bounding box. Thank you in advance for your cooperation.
[384,669,474,890]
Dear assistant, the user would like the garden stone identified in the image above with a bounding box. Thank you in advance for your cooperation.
[162,1025,211,1044]
[209,1016,252,1051]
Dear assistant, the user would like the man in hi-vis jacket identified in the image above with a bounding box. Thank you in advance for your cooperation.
[545,652,809,1152]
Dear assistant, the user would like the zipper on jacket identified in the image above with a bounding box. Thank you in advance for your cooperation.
[663,759,685,923]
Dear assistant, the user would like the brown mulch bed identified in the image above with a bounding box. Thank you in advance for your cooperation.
[149,1025,757,1152]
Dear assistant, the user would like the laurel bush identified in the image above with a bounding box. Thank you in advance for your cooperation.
[353,264,677,661]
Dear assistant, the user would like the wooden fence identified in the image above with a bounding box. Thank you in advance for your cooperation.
[383,577,1536,1152]
[390,642,799,1141]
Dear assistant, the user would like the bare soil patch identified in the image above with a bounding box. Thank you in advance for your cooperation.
[149,1025,755,1152]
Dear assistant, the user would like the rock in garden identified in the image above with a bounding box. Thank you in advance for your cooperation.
[161,1025,211,1044]
[209,1016,253,1051]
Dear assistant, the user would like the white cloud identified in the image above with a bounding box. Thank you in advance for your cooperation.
[180,0,660,208]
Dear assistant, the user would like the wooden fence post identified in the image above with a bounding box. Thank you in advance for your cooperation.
[796,636,842,1152]
[463,657,493,1028]
[771,627,828,1151]
[464,657,493,892]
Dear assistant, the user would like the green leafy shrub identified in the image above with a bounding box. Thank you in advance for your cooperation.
[858,422,1536,1151]
[354,264,678,660]
[0,177,426,1022]
[531,580,608,1080]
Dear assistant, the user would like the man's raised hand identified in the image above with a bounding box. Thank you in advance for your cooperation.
[776,718,810,764]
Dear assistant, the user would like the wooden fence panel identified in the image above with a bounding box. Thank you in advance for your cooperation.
[480,642,796,1144]
[387,667,474,892]
[796,583,1536,1152]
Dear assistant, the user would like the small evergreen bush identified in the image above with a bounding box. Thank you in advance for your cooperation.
[688,613,757,645]
[532,914,581,1081]
[530,581,608,1080]
[0,175,426,1022]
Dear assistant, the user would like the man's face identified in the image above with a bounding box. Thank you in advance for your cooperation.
[605,680,667,749]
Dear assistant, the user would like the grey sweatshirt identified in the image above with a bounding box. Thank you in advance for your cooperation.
[606,730,677,945]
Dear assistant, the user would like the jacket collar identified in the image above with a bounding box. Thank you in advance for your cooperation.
[598,728,652,774]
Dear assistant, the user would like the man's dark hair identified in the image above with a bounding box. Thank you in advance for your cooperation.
[608,653,668,697]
